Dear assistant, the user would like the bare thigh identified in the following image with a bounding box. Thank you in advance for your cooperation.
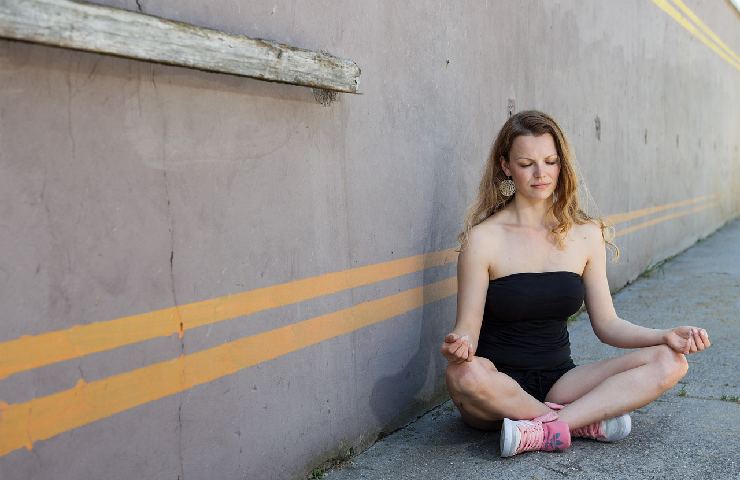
[545,345,672,404]
[446,356,551,431]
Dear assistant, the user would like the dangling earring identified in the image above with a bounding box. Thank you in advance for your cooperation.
[499,177,516,197]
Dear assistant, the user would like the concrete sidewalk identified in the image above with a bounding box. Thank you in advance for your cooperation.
[324,218,740,480]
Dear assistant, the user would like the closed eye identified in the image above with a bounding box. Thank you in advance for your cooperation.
[518,160,559,167]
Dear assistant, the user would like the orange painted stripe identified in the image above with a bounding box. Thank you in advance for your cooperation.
[0,195,719,456]
[0,277,457,456]
[604,195,712,225]
[616,201,718,237]
[0,196,714,381]
[0,249,457,381]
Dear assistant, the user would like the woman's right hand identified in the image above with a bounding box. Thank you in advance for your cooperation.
[441,333,475,364]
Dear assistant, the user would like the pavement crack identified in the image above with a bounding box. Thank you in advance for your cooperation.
[677,393,740,404]
[542,465,569,477]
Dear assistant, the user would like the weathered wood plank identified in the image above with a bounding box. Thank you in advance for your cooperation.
[0,0,361,93]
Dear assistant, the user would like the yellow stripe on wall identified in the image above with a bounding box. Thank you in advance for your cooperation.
[0,248,458,380]
[670,0,740,65]
[0,277,458,456]
[652,0,740,70]
[0,195,715,381]
[616,200,718,237]
[604,195,712,225]
[0,195,720,456]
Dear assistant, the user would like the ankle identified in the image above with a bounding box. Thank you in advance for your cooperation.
[541,420,571,451]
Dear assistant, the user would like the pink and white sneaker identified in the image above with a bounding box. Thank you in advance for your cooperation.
[545,402,631,442]
[500,411,571,457]
[571,413,631,442]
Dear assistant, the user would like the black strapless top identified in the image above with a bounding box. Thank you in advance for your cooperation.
[476,271,585,370]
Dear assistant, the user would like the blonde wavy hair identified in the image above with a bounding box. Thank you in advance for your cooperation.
[456,110,619,260]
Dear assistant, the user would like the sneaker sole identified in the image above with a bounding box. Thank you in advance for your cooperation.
[500,418,521,457]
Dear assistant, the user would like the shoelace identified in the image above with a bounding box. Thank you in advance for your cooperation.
[515,420,544,453]
[515,411,559,454]
[545,401,605,439]
[571,421,604,439]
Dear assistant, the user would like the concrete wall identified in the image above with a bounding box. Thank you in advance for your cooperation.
[1,1,737,479]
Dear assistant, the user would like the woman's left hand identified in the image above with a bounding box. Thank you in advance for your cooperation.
[664,326,711,355]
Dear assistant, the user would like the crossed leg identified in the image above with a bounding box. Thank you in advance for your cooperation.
[547,345,688,428]
[445,356,550,430]
[446,345,688,431]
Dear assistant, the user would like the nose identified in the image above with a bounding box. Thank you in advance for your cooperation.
[533,164,543,178]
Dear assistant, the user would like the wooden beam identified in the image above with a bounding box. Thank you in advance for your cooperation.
[0,0,361,93]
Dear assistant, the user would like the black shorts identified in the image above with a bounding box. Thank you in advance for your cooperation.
[497,363,576,402]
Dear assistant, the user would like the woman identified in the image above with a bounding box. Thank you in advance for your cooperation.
[441,110,711,457]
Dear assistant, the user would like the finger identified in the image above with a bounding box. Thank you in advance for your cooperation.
[694,329,704,352]
[692,329,705,351]
[456,349,468,362]
[447,338,464,352]
[691,329,701,349]
[452,341,467,357]
[688,334,698,354]
[455,348,467,364]
[683,334,691,355]
[458,337,470,360]
[445,333,459,344]
[701,329,711,348]
[441,343,457,358]
[457,337,472,353]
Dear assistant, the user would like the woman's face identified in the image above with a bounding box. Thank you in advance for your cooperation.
[500,133,560,201]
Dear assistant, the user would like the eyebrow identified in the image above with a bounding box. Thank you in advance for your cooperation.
[515,154,559,161]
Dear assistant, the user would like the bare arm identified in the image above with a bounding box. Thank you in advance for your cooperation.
[441,228,491,363]
[582,223,711,354]
[582,223,667,348]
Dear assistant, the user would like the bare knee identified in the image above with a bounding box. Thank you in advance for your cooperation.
[653,345,689,391]
[446,359,481,399]
[445,357,496,401]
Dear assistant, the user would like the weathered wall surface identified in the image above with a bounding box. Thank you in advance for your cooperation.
[0,1,737,479]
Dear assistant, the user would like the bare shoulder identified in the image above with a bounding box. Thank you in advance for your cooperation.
[571,220,603,241]
[471,212,510,247]
[571,220,606,258]
[465,222,497,255]
[462,217,505,264]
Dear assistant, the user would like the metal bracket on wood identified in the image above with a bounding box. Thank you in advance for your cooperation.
[0,0,361,93]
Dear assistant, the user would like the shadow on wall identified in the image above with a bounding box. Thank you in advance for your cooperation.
[368,292,452,433]
[369,144,461,431]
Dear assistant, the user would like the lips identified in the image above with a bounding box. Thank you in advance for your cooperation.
[532,183,550,188]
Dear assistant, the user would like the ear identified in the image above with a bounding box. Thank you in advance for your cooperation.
[499,155,511,177]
